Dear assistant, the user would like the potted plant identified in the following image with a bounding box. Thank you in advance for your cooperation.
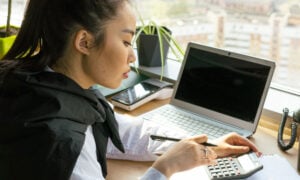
[133,14,184,80]
[0,0,19,59]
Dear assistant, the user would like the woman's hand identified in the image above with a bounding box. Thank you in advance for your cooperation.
[152,135,217,178]
[210,132,262,158]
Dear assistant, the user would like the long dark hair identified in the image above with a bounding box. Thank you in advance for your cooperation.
[0,0,128,72]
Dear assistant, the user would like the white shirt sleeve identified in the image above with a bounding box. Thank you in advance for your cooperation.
[139,167,167,180]
[71,102,186,179]
[106,111,187,161]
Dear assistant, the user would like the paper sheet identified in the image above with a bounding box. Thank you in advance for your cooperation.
[170,154,300,180]
[249,154,300,180]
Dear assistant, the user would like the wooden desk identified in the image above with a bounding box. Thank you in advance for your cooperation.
[106,99,299,180]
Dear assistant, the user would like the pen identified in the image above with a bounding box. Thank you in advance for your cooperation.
[150,135,217,147]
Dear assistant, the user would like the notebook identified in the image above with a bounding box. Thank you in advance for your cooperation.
[138,42,276,139]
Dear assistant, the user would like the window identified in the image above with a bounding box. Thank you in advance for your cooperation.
[1,0,299,113]
[133,0,300,95]
[0,0,27,27]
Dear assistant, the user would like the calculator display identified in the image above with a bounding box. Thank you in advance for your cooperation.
[111,82,160,105]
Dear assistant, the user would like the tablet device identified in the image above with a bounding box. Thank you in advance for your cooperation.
[111,78,172,111]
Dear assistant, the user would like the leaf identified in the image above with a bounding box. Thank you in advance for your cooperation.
[133,7,185,80]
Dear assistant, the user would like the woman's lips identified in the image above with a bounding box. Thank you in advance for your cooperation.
[123,70,130,79]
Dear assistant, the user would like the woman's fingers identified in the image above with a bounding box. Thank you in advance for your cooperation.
[190,134,208,144]
[153,135,218,177]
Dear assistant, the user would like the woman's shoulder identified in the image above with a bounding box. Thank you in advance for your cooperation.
[0,60,17,73]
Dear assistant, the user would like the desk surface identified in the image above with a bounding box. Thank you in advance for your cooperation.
[106,99,299,180]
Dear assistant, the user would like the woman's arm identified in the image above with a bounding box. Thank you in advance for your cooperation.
[106,112,185,161]
[145,133,261,178]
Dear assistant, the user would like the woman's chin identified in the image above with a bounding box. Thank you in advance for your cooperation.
[109,82,123,89]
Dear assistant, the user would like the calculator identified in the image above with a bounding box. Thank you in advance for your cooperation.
[205,152,263,180]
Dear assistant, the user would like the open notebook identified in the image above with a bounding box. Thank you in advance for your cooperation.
[138,42,275,139]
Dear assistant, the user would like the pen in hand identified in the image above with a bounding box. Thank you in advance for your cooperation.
[150,135,217,147]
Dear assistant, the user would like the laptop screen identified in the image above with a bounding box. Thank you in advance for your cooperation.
[174,45,272,123]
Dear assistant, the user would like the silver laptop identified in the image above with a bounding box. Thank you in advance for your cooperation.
[138,42,276,139]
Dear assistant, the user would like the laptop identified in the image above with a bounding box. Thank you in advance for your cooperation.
[138,42,276,139]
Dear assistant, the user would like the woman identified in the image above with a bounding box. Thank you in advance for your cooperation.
[0,0,260,179]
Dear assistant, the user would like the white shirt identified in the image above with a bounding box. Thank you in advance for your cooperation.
[70,107,186,180]
[70,126,103,180]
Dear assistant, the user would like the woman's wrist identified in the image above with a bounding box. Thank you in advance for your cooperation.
[152,157,175,178]
[139,167,167,180]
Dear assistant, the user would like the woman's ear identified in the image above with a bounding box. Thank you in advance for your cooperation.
[74,30,93,55]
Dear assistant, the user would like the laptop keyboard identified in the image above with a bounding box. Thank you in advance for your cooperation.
[141,106,232,139]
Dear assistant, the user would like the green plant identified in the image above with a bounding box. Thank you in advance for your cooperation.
[0,0,13,37]
[0,0,19,59]
[6,0,12,37]
[133,14,184,80]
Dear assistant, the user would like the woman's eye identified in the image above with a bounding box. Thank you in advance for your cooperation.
[124,41,132,47]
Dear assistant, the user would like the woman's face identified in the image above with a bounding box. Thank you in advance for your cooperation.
[83,2,136,89]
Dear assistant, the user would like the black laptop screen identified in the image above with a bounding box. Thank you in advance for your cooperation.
[175,47,271,123]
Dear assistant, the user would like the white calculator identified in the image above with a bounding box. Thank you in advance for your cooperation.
[206,152,263,180]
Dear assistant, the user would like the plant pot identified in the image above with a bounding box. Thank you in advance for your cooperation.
[0,35,16,59]
[136,27,171,67]
[0,26,19,59]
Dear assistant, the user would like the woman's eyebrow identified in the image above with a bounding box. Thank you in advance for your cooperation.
[122,29,135,36]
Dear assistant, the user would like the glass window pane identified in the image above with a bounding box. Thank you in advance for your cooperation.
[0,0,27,26]
[133,0,300,93]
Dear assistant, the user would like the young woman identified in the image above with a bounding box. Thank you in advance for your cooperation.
[0,0,260,179]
